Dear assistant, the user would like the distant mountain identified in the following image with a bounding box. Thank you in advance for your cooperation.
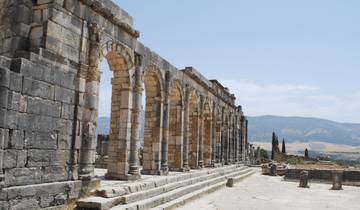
[97,111,145,138]
[248,116,360,146]
[98,115,360,146]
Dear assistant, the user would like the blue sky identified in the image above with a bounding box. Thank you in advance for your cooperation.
[99,0,360,123]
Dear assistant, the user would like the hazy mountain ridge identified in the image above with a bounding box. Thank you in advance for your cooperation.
[248,116,360,146]
[97,115,360,146]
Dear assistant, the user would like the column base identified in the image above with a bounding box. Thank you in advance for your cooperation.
[105,172,141,181]
[160,166,169,175]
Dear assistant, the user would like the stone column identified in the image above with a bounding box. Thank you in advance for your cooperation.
[211,104,217,166]
[0,66,10,188]
[161,71,171,174]
[245,118,249,160]
[79,22,102,180]
[182,86,190,170]
[241,116,246,162]
[198,96,204,168]
[225,116,231,165]
[128,54,143,180]
[220,108,225,164]
[234,115,238,162]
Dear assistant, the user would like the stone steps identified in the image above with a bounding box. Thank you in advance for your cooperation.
[152,170,256,210]
[76,165,253,210]
[108,167,254,210]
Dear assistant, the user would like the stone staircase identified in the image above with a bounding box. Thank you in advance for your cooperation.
[76,165,255,210]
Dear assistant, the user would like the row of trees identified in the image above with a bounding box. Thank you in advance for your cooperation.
[271,132,309,159]
[271,132,286,159]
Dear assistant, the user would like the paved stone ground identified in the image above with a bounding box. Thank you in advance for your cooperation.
[178,169,360,210]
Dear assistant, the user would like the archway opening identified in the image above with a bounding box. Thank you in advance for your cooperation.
[141,69,163,175]
[188,92,200,169]
[168,82,183,171]
[203,102,212,167]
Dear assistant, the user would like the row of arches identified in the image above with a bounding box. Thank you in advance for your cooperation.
[78,37,248,180]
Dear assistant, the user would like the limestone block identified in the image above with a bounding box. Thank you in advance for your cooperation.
[9,198,39,210]
[42,166,67,182]
[9,71,23,92]
[331,171,343,190]
[54,86,75,104]
[27,97,61,117]
[4,168,42,187]
[0,67,10,88]
[84,92,98,109]
[0,129,9,149]
[60,103,75,119]
[8,129,24,149]
[51,8,82,35]
[299,170,309,188]
[56,118,73,136]
[24,131,57,149]
[7,91,27,112]
[57,134,72,150]
[23,77,55,100]
[27,149,56,167]
[0,87,9,109]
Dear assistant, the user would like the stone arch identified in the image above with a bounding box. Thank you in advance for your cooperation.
[101,45,137,179]
[101,40,134,71]
[141,65,164,175]
[202,100,213,166]
[168,80,184,170]
[188,90,201,168]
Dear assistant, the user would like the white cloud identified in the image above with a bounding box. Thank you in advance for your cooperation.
[221,80,360,123]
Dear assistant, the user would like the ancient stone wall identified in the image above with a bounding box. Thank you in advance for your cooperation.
[0,0,250,209]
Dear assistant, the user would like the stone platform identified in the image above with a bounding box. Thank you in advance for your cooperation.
[76,165,255,210]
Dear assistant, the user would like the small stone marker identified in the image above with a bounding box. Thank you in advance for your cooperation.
[299,170,309,188]
[270,164,277,176]
[331,170,343,190]
[226,178,234,187]
[261,164,270,175]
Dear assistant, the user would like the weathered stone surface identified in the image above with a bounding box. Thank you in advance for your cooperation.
[25,131,57,149]
[299,170,309,188]
[5,168,41,186]
[331,170,343,190]
[27,97,61,118]
[22,77,55,100]
[3,150,26,168]
[9,72,23,92]
[0,1,251,209]
[9,198,39,210]
[27,149,57,167]
[8,130,24,149]
[226,178,234,187]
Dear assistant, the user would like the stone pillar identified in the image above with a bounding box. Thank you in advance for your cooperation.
[331,171,343,190]
[0,66,10,188]
[299,170,309,188]
[161,71,171,174]
[211,104,217,166]
[79,22,102,180]
[182,86,190,170]
[198,97,204,168]
[128,54,143,180]
[245,119,248,160]
[234,115,238,162]
[241,116,246,162]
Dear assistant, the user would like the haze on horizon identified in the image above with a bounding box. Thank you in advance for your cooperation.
[98,0,360,124]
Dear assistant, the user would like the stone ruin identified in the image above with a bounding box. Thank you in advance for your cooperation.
[331,170,343,190]
[299,170,310,188]
[0,0,250,209]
